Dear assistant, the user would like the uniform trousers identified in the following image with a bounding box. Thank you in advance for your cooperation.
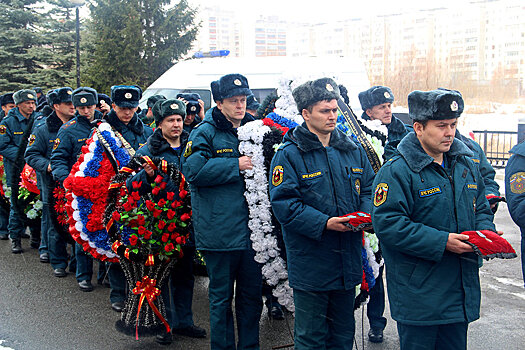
[293,288,356,350]
[161,245,196,329]
[202,249,262,350]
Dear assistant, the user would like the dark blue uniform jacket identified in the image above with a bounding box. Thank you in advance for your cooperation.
[181,107,254,251]
[105,110,153,151]
[371,132,495,325]
[50,110,103,182]
[269,124,374,291]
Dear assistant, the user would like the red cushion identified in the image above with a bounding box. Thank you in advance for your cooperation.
[462,230,517,260]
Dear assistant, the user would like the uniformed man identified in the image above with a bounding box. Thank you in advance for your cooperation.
[0,93,15,120]
[246,93,260,119]
[0,89,41,253]
[105,85,153,312]
[130,98,206,345]
[96,93,111,117]
[25,87,75,265]
[371,89,496,350]
[51,87,104,284]
[182,74,260,350]
[269,78,374,349]
[505,140,525,286]
[0,93,15,241]
[176,93,204,133]
[137,94,165,127]
[358,85,407,343]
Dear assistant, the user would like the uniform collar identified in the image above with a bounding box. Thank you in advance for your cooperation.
[146,128,188,156]
[285,122,358,153]
[397,132,473,173]
[107,109,144,135]
[510,140,525,157]
[387,115,407,134]
[10,107,33,122]
[209,107,254,130]
[46,111,64,133]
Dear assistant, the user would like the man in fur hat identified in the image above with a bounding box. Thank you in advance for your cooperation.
[269,77,375,349]
[371,89,495,350]
[25,87,76,266]
[0,89,42,253]
[131,98,207,345]
[182,73,260,350]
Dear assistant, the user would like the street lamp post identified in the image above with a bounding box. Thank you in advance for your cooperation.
[71,0,85,88]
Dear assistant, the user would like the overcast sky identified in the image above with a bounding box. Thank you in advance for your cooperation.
[188,0,466,22]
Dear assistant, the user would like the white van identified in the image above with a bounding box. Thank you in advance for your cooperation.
[140,56,370,113]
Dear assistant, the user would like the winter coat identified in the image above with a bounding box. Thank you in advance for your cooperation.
[50,110,103,182]
[371,132,495,325]
[505,141,525,231]
[181,107,254,251]
[25,112,65,203]
[269,124,375,291]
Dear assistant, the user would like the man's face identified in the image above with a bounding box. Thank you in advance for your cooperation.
[2,103,15,115]
[185,113,196,125]
[54,102,76,119]
[159,115,183,140]
[414,118,457,158]
[366,102,392,125]
[76,105,96,120]
[216,95,246,123]
[17,100,36,118]
[302,99,338,136]
[146,107,153,118]
[113,104,138,125]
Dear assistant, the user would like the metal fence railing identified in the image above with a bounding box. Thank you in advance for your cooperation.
[472,130,518,168]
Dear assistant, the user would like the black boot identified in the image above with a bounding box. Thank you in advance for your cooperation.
[11,240,22,254]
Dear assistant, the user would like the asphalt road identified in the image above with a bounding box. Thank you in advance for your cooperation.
[0,197,524,349]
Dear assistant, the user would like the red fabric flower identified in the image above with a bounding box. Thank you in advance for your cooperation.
[176,236,185,244]
[152,187,161,195]
[159,182,167,190]
[112,211,121,221]
[129,235,138,246]
[158,220,166,230]
[170,233,178,240]
[167,222,177,232]
[154,175,163,184]
[137,215,146,226]
[166,192,175,201]
[144,230,152,240]
[161,233,169,243]
[158,198,166,208]
[171,200,182,209]
[138,226,146,235]
[123,201,133,212]
[181,212,191,221]
[153,209,162,218]
[167,209,175,220]
[164,243,174,252]
[131,191,140,201]
[179,189,188,199]
[145,200,155,211]
[132,181,142,190]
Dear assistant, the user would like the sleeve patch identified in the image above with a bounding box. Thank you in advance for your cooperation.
[28,134,36,146]
[374,183,389,206]
[509,172,525,194]
[53,138,60,151]
[272,165,284,186]
[183,141,193,157]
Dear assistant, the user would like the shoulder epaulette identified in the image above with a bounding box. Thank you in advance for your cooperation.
[62,119,77,129]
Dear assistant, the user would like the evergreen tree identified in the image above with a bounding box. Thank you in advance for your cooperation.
[39,0,77,89]
[0,0,50,92]
[85,0,199,92]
